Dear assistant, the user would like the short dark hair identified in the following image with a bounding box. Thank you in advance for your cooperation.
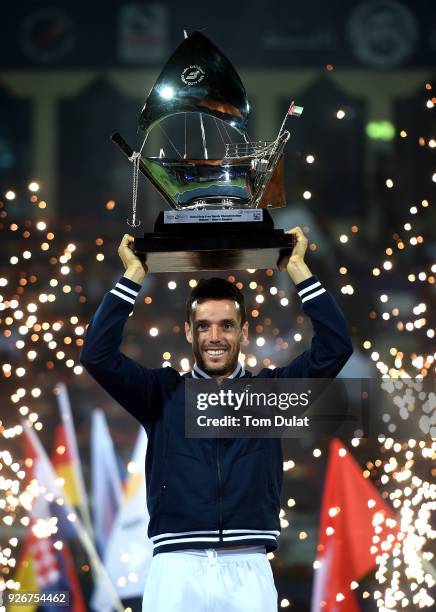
[186,277,247,326]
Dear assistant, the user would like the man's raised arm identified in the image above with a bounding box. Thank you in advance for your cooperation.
[268,226,353,379]
[79,234,163,426]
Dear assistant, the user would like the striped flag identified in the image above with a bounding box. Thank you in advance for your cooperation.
[11,428,87,612]
[11,537,39,612]
[288,102,304,117]
[20,422,125,612]
[311,439,398,611]
[51,423,82,507]
[54,383,93,536]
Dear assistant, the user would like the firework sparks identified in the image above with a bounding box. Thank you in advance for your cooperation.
[1,80,434,606]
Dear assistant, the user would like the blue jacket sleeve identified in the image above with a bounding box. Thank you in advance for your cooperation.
[261,276,353,379]
[79,276,162,425]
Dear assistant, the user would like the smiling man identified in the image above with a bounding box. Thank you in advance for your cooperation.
[80,228,353,612]
[185,278,248,380]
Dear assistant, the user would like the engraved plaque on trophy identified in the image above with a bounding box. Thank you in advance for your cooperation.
[111,31,303,273]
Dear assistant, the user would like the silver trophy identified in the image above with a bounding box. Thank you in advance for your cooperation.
[112,31,303,272]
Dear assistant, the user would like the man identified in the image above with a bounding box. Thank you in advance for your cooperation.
[80,227,353,611]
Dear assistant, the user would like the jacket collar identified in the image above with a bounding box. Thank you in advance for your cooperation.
[191,362,245,379]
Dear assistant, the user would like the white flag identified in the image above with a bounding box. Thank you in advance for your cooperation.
[91,409,123,557]
[91,427,153,610]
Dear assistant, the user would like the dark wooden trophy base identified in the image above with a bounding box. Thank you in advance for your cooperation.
[134,210,295,273]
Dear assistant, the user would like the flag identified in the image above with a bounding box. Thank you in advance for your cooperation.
[24,422,76,541]
[91,409,123,557]
[288,102,304,117]
[10,530,59,612]
[11,429,87,612]
[20,422,125,612]
[55,383,93,535]
[5,536,86,612]
[91,427,153,610]
[13,529,86,612]
[10,536,39,612]
[57,538,87,612]
[311,439,398,611]
[51,423,82,507]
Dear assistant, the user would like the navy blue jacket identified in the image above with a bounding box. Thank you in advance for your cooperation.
[80,275,352,555]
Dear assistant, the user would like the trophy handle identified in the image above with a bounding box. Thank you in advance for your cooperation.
[111,132,179,209]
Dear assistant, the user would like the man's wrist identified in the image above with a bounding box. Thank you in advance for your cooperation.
[123,266,146,285]
[287,260,312,285]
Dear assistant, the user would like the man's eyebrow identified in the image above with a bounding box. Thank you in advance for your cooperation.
[195,318,237,325]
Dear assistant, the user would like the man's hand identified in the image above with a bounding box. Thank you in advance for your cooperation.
[118,234,148,284]
[278,226,312,285]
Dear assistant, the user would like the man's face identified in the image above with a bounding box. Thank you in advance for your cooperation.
[185,299,248,378]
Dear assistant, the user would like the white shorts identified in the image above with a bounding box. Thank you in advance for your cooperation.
[142,546,278,612]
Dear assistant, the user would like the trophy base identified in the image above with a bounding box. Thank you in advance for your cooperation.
[133,210,295,273]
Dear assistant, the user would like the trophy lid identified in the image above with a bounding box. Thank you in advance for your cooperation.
[139,31,249,136]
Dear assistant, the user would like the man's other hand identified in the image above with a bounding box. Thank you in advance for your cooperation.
[278,226,312,285]
[118,234,148,284]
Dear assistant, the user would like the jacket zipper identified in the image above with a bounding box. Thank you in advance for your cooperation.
[216,439,223,542]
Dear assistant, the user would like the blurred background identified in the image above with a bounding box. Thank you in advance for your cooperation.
[0,1,434,610]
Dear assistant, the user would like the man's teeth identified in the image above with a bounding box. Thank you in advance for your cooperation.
[206,349,226,356]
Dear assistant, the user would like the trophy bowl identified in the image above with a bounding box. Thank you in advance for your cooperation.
[125,133,289,211]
